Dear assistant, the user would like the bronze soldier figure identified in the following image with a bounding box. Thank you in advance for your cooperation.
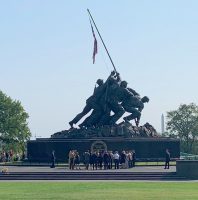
[122,96,149,126]
[69,79,105,128]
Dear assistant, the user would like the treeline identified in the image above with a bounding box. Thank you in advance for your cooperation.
[165,103,198,155]
[0,90,31,154]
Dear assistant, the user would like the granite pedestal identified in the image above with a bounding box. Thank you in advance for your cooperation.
[27,137,180,162]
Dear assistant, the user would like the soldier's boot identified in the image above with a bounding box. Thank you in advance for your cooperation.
[124,114,135,123]
[69,114,82,128]
[78,121,88,129]
[69,121,74,128]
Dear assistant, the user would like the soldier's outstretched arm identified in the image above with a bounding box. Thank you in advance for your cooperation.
[115,72,121,82]
[127,87,140,97]
[137,101,144,112]
[103,71,117,86]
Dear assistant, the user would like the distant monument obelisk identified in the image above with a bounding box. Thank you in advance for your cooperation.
[161,114,165,134]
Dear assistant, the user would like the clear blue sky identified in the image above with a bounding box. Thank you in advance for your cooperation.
[1,1,198,138]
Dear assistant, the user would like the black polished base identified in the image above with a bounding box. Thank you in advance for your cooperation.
[27,137,180,162]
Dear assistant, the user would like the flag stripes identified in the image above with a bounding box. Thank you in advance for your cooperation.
[90,19,98,64]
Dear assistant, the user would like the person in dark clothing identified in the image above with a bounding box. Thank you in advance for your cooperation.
[164,149,170,169]
[50,150,55,168]
[97,152,103,170]
[90,152,98,170]
[103,151,109,170]
[74,152,80,170]
[83,150,90,170]
[5,152,9,162]
[132,150,136,167]
[120,151,126,168]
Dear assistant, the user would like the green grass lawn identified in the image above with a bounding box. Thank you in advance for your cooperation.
[135,161,176,166]
[0,182,197,200]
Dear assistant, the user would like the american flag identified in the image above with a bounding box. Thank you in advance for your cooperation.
[90,20,98,64]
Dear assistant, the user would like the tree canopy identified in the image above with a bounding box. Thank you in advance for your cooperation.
[166,103,198,153]
[0,90,31,152]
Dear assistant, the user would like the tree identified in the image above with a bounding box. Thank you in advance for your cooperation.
[0,90,31,153]
[166,103,198,153]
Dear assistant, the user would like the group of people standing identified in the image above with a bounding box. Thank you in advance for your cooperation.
[0,150,14,162]
[68,150,81,170]
[0,150,22,162]
[50,149,171,170]
[68,149,136,170]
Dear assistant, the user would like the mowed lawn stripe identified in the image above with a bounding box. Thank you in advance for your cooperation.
[0,182,197,200]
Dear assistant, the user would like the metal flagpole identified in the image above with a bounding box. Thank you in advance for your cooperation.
[87,9,118,73]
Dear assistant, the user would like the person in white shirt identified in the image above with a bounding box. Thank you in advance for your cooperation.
[113,151,120,169]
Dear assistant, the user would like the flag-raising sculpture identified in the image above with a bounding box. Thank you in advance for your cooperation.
[69,71,149,129]
[51,10,157,139]
[51,71,156,139]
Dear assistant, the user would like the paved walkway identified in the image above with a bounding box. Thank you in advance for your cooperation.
[1,165,176,173]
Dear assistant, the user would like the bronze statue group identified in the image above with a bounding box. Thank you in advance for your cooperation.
[69,71,149,129]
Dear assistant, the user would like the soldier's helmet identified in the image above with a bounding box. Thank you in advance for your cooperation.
[120,80,128,88]
[96,79,103,85]
[141,96,149,103]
